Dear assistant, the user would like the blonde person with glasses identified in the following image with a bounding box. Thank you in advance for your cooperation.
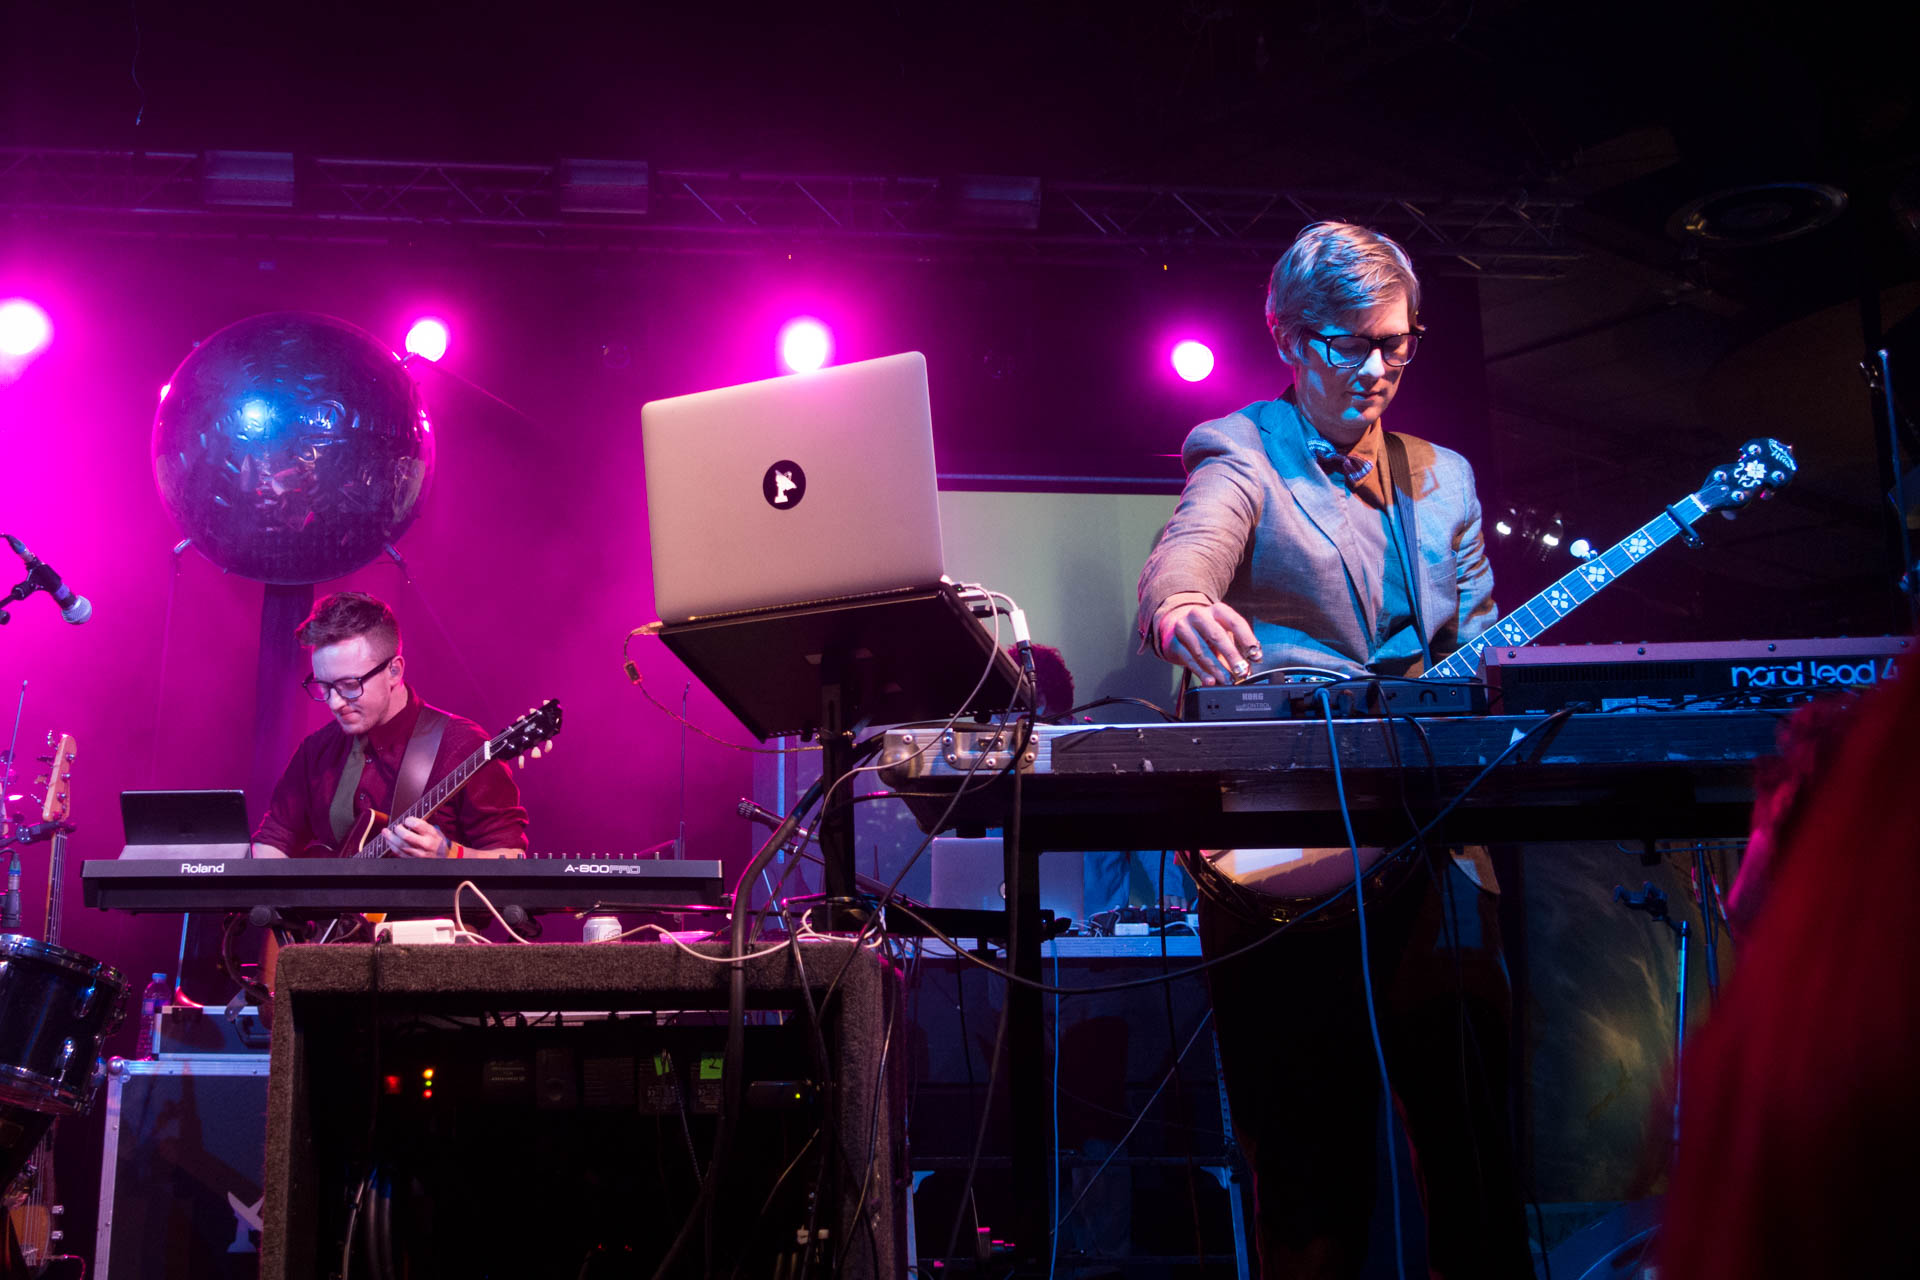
[1136,223,1526,1279]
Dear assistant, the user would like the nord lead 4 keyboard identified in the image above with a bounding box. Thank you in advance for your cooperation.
[1481,636,1909,715]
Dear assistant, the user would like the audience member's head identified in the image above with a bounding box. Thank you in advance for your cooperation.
[1009,643,1075,719]
[1659,664,1920,1278]
[1726,693,1862,936]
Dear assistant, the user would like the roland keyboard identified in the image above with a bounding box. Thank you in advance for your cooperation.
[81,856,725,916]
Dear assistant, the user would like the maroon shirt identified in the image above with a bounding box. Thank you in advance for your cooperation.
[254,687,529,857]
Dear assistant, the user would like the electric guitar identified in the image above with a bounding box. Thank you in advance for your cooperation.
[1189,437,1799,919]
[6,732,76,1273]
[303,700,563,859]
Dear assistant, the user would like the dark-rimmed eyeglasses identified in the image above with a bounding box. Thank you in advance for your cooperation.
[301,656,396,702]
[1305,328,1425,369]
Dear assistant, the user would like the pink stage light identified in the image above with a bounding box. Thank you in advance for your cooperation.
[778,318,832,373]
[0,299,53,360]
[1170,340,1215,383]
[404,317,450,363]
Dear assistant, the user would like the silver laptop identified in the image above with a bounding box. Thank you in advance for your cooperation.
[119,789,252,860]
[641,352,947,622]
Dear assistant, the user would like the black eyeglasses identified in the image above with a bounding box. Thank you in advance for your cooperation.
[301,656,396,702]
[1305,327,1425,369]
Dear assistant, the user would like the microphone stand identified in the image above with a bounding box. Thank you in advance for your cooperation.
[1874,348,1920,628]
[1615,881,1690,1167]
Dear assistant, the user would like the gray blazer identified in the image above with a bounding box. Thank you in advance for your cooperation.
[1136,396,1498,675]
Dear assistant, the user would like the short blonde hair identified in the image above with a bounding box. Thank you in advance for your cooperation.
[1265,222,1421,362]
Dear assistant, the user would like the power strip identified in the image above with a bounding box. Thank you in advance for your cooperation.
[373,918,459,945]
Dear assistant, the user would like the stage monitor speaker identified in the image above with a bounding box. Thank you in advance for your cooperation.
[261,941,903,1280]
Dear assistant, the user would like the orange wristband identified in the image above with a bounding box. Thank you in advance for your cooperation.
[451,842,463,860]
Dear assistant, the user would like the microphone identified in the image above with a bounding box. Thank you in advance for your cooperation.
[4,535,91,625]
[736,799,811,847]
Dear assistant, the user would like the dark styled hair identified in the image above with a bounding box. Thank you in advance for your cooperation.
[296,591,401,653]
[1007,643,1075,718]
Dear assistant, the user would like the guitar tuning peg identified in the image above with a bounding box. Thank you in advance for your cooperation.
[530,746,542,760]
[516,755,526,769]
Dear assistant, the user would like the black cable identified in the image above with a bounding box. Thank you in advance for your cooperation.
[1063,694,1180,723]
[669,699,961,1280]
[1316,689,1405,1280]
[1692,845,1723,1005]
[764,891,861,1277]
[1052,1008,1218,1232]
[834,968,900,1273]
[941,967,1012,1262]
[938,691,1040,1266]
[942,948,987,1252]
[725,1127,823,1280]
[646,773,829,1280]
[810,686,1036,1015]
[1158,849,1208,1267]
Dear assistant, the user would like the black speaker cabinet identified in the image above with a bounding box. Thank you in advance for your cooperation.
[262,941,904,1280]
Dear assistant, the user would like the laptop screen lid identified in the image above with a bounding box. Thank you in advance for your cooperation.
[641,351,946,623]
[119,790,252,860]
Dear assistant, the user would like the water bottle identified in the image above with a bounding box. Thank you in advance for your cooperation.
[134,972,168,1060]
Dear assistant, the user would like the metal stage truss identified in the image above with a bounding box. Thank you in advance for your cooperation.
[0,145,1581,276]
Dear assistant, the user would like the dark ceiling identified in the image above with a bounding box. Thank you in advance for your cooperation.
[7,0,1919,631]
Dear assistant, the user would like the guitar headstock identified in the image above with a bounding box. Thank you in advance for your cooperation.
[38,733,76,826]
[1695,437,1797,514]
[493,699,563,767]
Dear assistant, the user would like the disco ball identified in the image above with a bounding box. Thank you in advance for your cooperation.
[152,312,435,584]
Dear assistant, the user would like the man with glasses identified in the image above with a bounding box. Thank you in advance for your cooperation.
[1135,223,1528,1277]
[250,591,527,860]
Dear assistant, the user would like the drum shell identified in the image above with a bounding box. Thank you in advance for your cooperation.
[0,934,129,1114]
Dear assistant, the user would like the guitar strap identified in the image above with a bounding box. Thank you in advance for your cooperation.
[327,708,447,844]
[391,708,448,821]
[1384,432,1435,673]
[1385,434,1500,893]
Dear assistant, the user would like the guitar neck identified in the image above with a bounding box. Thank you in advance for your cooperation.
[42,832,65,948]
[360,742,494,858]
[1423,495,1709,681]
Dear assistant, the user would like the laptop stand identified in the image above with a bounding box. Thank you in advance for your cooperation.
[656,583,1026,915]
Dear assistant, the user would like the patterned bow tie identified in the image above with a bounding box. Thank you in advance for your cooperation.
[1305,436,1375,486]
